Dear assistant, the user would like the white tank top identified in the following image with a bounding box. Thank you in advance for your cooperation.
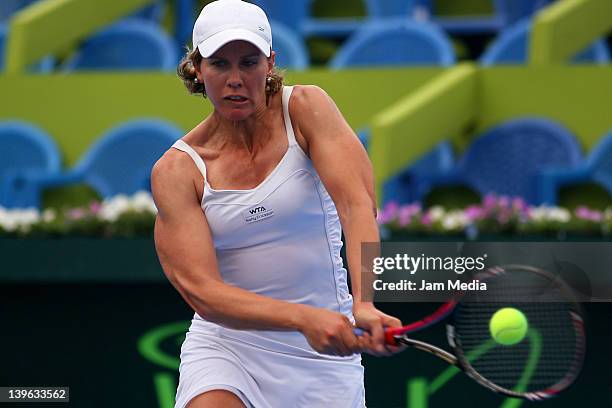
[171,86,354,355]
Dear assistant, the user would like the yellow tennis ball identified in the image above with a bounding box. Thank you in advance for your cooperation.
[489,308,528,346]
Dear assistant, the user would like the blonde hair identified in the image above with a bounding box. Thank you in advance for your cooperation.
[177,47,284,99]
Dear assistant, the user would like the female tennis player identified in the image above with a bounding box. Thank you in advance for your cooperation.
[151,1,403,406]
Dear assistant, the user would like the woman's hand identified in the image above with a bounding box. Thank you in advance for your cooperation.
[298,306,365,357]
[353,302,405,356]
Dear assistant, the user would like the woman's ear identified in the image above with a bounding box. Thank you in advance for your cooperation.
[268,50,276,71]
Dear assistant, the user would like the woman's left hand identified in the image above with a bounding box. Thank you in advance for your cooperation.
[353,302,406,357]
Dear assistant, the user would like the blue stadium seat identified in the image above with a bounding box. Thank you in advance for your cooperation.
[329,19,455,68]
[540,130,612,204]
[127,1,165,23]
[419,0,553,35]
[365,0,416,18]
[356,128,454,205]
[174,0,195,52]
[415,117,583,204]
[62,21,177,72]
[252,0,366,38]
[25,119,183,206]
[0,121,61,209]
[0,0,38,22]
[480,18,610,66]
[270,20,309,70]
[385,142,454,205]
[495,0,554,26]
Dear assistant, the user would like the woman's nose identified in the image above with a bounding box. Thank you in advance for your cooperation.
[226,68,243,88]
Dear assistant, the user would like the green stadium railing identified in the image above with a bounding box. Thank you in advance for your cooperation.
[5,0,155,73]
[530,0,612,65]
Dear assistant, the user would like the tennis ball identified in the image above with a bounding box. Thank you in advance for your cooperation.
[489,308,528,346]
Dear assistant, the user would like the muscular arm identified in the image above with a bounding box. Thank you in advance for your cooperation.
[291,85,378,303]
[292,86,403,355]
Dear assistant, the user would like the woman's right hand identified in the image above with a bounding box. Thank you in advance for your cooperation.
[298,306,364,356]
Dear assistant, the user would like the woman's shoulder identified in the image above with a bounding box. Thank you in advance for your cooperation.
[151,142,206,212]
[288,84,339,126]
[153,140,200,186]
[289,84,330,105]
[287,85,335,120]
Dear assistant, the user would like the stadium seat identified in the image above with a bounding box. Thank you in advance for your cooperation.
[127,1,165,23]
[24,119,183,206]
[0,0,37,22]
[365,0,416,18]
[540,130,612,204]
[480,18,610,66]
[385,142,454,205]
[415,117,583,204]
[419,0,553,35]
[252,0,366,38]
[356,128,454,205]
[495,0,554,26]
[329,19,455,68]
[0,121,61,209]
[62,21,177,72]
[270,20,309,70]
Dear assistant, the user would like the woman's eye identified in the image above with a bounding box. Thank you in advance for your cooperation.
[211,60,226,67]
[242,60,257,66]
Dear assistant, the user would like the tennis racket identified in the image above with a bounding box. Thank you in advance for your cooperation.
[355,264,585,400]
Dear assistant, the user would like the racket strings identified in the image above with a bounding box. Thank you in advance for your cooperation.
[452,268,583,395]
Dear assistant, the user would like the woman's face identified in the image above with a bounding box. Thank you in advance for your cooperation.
[197,40,275,121]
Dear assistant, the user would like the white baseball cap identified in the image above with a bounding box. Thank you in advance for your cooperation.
[192,0,272,58]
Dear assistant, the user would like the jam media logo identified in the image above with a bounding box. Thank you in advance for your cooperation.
[242,204,274,224]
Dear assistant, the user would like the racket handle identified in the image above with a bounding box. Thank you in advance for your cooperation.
[353,327,400,346]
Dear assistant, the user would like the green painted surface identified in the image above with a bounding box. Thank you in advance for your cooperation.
[369,64,478,202]
[1,66,611,207]
[530,0,612,65]
[0,68,441,166]
[153,372,177,408]
[138,321,189,370]
[5,0,155,72]
[407,377,428,408]
[478,66,612,150]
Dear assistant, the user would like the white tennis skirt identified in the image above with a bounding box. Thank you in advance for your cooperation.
[174,329,366,408]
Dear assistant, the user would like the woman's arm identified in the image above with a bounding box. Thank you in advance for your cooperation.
[291,85,404,355]
[151,149,363,356]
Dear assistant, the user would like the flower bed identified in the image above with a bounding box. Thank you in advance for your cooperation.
[377,194,611,239]
[1,192,611,239]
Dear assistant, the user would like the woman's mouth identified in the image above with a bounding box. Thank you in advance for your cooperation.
[225,95,248,103]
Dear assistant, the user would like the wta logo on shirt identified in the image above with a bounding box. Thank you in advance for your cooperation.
[243,204,274,224]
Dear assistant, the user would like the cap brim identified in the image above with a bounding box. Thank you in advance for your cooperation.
[197,28,271,58]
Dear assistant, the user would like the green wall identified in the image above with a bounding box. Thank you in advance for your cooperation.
[2,66,611,166]
[0,68,441,166]
[1,66,611,207]
[478,66,612,150]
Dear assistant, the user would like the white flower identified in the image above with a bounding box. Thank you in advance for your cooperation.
[428,206,446,222]
[529,206,570,223]
[442,210,468,231]
[548,207,570,223]
[42,209,56,222]
[99,194,131,222]
[0,207,41,231]
[130,191,157,213]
